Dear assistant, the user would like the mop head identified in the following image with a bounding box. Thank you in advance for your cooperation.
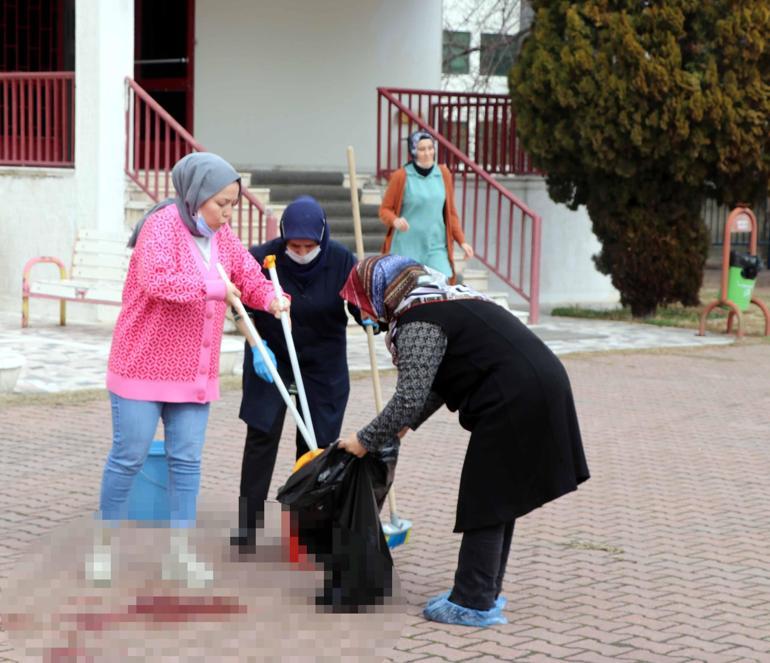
[292,448,324,474]
[382,518,412,549]
[423,594,508,627]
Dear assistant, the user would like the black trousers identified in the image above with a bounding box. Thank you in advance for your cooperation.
[238,414,308,531]
[449,520,515,611]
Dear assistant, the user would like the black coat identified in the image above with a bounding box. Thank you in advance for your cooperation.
[239,239,360,446]
[398,299,589,532]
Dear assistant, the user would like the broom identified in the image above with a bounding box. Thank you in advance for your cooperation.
[346,146,412,549]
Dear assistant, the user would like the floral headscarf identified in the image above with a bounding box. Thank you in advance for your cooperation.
[340,255,491,362]
[339,255,426,323]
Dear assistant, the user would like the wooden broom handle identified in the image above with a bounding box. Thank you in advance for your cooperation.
[346,146,401,522]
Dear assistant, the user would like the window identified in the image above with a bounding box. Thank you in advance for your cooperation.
[480,33,516,77]
[443,30,471,75]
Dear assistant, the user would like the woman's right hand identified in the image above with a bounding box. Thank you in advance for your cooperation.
[393,217,409,232]
[225,280,242,306]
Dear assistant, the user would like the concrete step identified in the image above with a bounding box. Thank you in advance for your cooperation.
[266,204,286,223]
[125,199,149,229]
[327,216,382,235]
[323,201,379,217]
[267,184,355,203]
[461,268,489,291]
[343,172,372,189]
[361,187,383,205]
[246,187,270,205]
[334,234,384,254]
[249,170,344,186]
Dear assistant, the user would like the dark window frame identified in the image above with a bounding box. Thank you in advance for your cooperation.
[480,32,516,77]
[442,30,471,75]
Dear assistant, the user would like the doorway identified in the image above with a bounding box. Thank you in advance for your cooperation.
[134,0,194,132]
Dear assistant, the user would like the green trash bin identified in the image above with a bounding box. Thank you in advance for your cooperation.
[726,251,762,311]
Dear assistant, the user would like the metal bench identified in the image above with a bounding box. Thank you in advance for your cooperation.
[22,229,131,327]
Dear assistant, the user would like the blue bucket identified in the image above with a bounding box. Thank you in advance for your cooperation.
[126,439,170,521]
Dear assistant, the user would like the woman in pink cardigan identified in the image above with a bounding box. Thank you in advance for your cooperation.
[89,153,288,588]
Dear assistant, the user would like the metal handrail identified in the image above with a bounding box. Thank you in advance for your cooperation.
[376,86,537,177]
[0,71,75,167]
[125,77,273,246]
[0,72,75,80]
[377,86,541,323]
[381,86,512,101]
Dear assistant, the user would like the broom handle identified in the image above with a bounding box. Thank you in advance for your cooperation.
[216,263,316,450]
[346,146,401,525]
[264,256,318,450]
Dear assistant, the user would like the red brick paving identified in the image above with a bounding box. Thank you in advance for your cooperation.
[1,342,770,661]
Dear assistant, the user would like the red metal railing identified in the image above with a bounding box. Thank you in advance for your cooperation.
[125,77,274,246]
[0,72,74,166]
[377,87,541,323]
[376,87,537,178]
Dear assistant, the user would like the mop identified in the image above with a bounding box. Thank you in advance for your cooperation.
[346,146,413,549]
[260,255,325,473]
[215,264,316,452]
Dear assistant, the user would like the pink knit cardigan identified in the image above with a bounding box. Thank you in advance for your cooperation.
[107,204,275,403]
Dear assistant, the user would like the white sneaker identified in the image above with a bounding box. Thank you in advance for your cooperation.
[85,543,112,587]
[162,535,213,589]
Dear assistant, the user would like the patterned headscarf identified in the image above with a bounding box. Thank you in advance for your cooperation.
[339,255,427,322]
[408,130,436,159]
[341,255,491,363]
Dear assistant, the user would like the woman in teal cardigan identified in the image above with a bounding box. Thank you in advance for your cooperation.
[379,130,473,284]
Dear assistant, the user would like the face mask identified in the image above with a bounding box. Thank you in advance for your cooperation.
[195,214,216,238]
[286,246,321,265]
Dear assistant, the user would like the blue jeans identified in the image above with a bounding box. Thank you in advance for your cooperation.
[99,392,210,526]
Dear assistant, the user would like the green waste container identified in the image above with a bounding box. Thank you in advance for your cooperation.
[725,251,762,311]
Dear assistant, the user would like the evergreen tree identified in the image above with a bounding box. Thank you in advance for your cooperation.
[510,1,770,316]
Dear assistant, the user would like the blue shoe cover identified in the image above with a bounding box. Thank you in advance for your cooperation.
[423,596,508,627]
[426,590,451,607]
[427,591,507,611]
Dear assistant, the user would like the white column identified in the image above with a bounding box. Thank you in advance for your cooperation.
[75,0,134,234]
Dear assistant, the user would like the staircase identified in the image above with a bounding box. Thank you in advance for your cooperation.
[247,169,384,254]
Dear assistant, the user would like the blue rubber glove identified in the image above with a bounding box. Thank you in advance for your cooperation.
[252,342,276,383]
[361,318,380,334]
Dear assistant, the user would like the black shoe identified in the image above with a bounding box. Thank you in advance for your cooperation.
[229,529,257,553]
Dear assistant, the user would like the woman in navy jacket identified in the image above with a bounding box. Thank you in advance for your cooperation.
[235,196,363,539]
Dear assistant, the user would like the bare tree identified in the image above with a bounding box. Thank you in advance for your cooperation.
[442,0,523,92]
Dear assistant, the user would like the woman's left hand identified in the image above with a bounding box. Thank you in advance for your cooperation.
[461,242,474,259]
[268,296,290,319]
[338,432,368,458]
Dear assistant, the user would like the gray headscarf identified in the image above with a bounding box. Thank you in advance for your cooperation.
[128,152,241,247]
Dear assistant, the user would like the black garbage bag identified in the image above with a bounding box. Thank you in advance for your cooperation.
[730,250,763,280]
[275,441,397,613]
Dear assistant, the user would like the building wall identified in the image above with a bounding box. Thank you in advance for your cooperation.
[0,168,78,317]
[194,0,442,171]
[498,176,620,309]
[0,0,133,317]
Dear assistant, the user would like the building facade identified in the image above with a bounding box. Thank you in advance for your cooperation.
[0,0,443,315]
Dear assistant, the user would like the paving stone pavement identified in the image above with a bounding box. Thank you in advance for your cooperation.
[1,332,769,661]
[0,310,730,394]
